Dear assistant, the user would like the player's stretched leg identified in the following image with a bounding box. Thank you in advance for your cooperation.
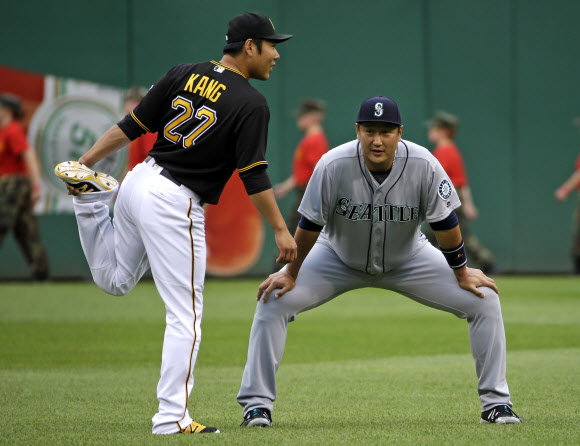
[237,240,368,426]
[56,161,150,295]
[380,242,521,424]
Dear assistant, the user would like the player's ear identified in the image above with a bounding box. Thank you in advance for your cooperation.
[243,39,254,57]
[398,125,403,141]
[355,123,361,140]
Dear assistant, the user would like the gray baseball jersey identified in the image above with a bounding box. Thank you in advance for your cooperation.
[298,139,461,274]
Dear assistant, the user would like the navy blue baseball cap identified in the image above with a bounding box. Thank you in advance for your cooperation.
[356,96,402,126]
[224,12,293,50]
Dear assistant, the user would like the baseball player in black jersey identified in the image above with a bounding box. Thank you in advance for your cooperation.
[54,12,296,435]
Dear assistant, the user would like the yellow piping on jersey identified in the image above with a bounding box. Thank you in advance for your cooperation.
[131,111,152,133]
[211,61,246,78]
[238,161,268,173]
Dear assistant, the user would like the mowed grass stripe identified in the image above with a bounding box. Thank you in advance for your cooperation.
[0,349,577,445]
[0,277,578,445]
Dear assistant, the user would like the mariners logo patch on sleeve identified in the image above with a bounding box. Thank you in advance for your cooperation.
[438,179,452,199]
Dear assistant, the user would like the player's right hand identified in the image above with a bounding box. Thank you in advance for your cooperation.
[257,270,296,302]
[275,229,297,263]
[65,183,81,196]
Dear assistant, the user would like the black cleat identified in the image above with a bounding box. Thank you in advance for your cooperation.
[481,405,522,424]
[241,408,272,427]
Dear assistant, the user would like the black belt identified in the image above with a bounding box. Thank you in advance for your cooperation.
[145,156,204,206]
[145,156,181,186]
[159,168,181,186]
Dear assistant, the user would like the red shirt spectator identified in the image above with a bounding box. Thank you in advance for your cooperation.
[432,140,467,188]
[127,132,157,171]
[0,120,29,176]
[292,129,328,187]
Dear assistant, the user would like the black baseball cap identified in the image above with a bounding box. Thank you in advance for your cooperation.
[356,96,402,126]
[224,12,293,50]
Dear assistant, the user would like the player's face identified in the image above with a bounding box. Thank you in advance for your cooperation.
[356,122,403,172]
[249,40,280,80]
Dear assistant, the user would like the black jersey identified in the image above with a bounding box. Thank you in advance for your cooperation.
[118,61,271,204]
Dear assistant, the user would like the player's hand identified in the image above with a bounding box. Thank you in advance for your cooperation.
[65,183,81,196]
[275,229,297,263]
[257,270,296,302]
[454,266,499,298]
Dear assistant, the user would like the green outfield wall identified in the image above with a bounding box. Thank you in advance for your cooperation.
[1,0,579,278]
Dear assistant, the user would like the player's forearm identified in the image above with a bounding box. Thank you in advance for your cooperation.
[434,225,462,250]
[79,125,130,168]
[249,188,288,232]
[285,227,320,278]
[434,225,468,279]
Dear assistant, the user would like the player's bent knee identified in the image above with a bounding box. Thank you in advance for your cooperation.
[95,279,134,297]
[475,287,502,315]
[255,293,297,320]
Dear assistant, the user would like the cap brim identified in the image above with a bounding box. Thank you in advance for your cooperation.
[356,118,401,125]
[264,33,293,43]
[224,33,293,51]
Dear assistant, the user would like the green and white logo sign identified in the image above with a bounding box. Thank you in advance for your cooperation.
[31,97,127,193]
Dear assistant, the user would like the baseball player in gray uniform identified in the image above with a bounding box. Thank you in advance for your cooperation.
[237,96,522,426]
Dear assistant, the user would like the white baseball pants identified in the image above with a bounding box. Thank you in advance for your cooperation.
[73,158,206,434]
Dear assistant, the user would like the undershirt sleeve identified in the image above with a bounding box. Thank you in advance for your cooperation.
[429,210,459,231]
[298,215,324,232]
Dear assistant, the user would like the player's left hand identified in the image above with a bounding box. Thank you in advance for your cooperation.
[257,270,296,302]
[454,267,499,298]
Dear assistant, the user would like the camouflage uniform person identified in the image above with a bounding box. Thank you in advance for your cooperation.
[0,94,49,280]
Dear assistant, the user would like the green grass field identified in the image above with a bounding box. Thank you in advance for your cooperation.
[1,276,578,445]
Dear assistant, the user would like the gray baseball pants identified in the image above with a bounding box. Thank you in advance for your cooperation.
[237,239,512,415]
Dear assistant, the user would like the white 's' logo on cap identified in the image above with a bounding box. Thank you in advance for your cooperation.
[374,102,384,117]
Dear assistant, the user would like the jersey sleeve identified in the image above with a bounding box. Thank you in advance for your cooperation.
[297,158,331,226]
[425,159,462,223]
[235,104,270,176]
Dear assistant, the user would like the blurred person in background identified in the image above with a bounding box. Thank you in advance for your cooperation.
[554,117,580,274]
[274,99,329,236]
[120,87,157,180]
[424,110,496,274]
[0,93,50,280]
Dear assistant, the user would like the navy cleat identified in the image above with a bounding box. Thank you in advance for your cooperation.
[241,408,272,427]
[481,405,522,424]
